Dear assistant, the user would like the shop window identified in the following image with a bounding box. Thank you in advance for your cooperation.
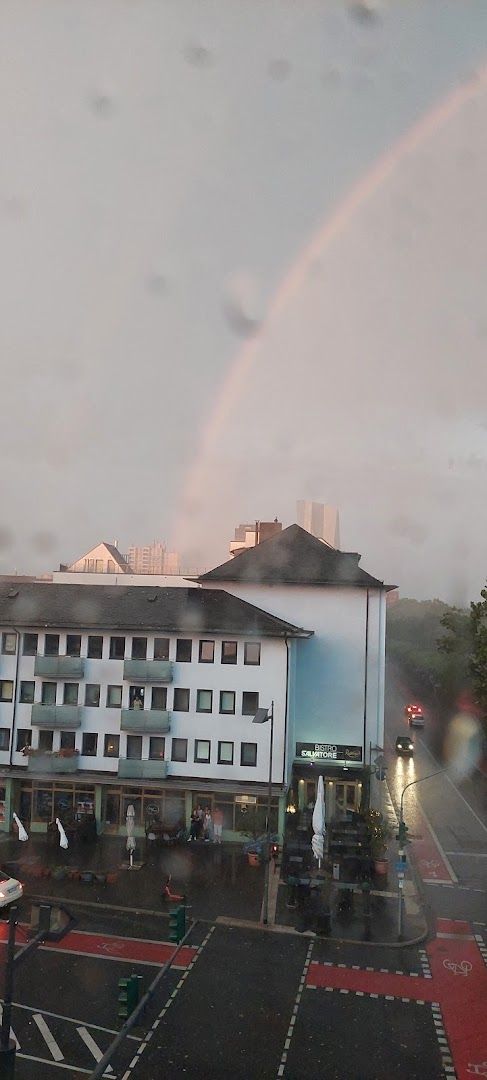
[219,690,235,715]
[171,738,188,762]
[60,731,76,751]
[0,681,14,702]
[126,735,142,760]
[176,639,192,663]
[41,682,56,705]
[221,641,237,665]
[149,737,165,760]
[45,634,60,656]
[85,684,100,707]
[34,787,53,821]
[244,641,261,666]
[240,742,257,767]
[2,632,16,655]
[242,691,259,716]
[104,734,120,758]
[20,681,35,704]
[122,795,142,826]
[196,689,212,713]
[22,633,38,656]
[109,636,125,660]
[63,683,79,706]
[39,730,54,752]
[106,685,122,708]
[82,732,98,757]
[194,739,211,764]
[17,729,31,752]
[66,634,81,657]
[54,787,75,818]
[199,640,214,663]
[154,637,170,660]
[87,635,103,659]
[151,686,167,710]
[173,688,190,711]
[218,741,234,765]
[0,729,10,751]
[104,792,120,826]
[131,637,147,660]
[163,793,186,829]
[129,686,144,710]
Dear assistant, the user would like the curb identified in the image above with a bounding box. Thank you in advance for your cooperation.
[215,914,429,948]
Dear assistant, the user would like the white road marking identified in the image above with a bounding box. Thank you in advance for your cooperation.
[0,1006,20,1048]
[33,1013,64,1061]
[444,851,487,857]
[16,1054,92,1074]
[77,1026,114,1073]
[11,1001,140,1039]
[418,737,487,835]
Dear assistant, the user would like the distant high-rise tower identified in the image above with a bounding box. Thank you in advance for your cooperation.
[127,541,180,575]
[229,519,282,557]
[296,501,340,549]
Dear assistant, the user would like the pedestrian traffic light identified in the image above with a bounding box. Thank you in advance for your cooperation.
[396,820,409,846]
[169,905,186,943]
[118,974,142,1020]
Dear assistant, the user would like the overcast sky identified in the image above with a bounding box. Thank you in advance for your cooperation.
[1,0,487,604]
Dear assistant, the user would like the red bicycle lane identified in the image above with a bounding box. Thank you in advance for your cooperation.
[0,923,197,968]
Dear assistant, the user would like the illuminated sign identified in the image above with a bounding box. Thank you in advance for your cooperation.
[295,742,362,762]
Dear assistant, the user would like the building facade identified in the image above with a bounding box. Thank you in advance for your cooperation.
[296,500,340,549]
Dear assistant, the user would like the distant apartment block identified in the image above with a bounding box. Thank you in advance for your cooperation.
[127,542,180,576]
[229,520,282,557]
[296,501,340,549]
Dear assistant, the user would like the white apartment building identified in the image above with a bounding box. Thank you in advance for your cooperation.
[0,583,309,840]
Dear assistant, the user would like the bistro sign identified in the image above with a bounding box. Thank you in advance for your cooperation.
[296,742,363,762]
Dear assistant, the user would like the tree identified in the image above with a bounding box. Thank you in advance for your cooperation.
[469,585,487,724]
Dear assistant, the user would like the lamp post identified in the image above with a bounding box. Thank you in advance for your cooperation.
[252,702,274,926]
[397,768,446,939]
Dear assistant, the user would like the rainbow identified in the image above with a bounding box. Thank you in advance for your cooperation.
[172,63,487,547]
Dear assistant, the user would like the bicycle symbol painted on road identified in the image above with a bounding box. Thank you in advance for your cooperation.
[466,1063,487,1077]
[420,859,440,870]
[443,958,472,977]
[100,941,126,954]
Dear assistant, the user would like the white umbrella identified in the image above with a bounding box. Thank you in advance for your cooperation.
[311,776,326,867]
[55,817,69,849]
[13,813,29,842]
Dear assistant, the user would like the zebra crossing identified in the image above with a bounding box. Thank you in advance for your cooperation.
[0,1002,139,1076]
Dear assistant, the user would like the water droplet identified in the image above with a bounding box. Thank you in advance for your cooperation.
[223,272,264,339]
[349,2,382,24]
[31,531,56,554]
[145,272,168,296]
[90,92,114,116]
[183,42,213,67]
[0,528,13,552]
[268,59,291,82]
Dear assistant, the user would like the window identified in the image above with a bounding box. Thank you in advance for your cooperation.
[44,634,60,656]
[151,686,167,710]
[196,689,212,713]
[176,639,192,662]
[173,688,190,711]
[171,738,188,762]
[219,690,235,715]
[0,681,14,702]
[109,636,125,660]
[242,691,259,716]
[17,728,31,752]
[2,632,16,655]
[194,739,211,763]
[23,633,38,656]
[126,735,142,760]
[63,683,79,706]
[131,637,147,660]
[87,635,103,659]
[66,634,81,657]
[0,729,10,751]
[218,741,234,765]
[104,734,120,758]
[41,682,56,705]
[154,637,170,660]
[241,742,257,767]
[82,732,97,757]
[221,641,237,664]
[149,737,165,760]
[129,686,145,709]
[60,731,76,751]
[106,685,122,708]
[20,681,35,704]
[85,683,100,707]
[244,641,261,666]
[199,640,214,663]
[39,729,54,752]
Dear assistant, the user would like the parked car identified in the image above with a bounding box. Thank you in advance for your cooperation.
[0,870,23,909]
[395,735,414,755]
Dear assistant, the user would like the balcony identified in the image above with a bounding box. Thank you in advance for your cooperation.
[27,752,79,775]
[121,710,171,735]
[123,660,173,683]
[118,759,168,780]
[31,704,81,729]
[34,656,85,678]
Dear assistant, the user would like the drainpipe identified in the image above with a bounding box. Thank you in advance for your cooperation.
[283,635,290,786]
[362,591,369,766]
[9,630,22,767]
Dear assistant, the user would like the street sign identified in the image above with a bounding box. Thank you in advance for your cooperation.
[395,861,407,873]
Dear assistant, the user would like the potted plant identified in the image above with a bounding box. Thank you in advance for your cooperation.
[364,809,392,877]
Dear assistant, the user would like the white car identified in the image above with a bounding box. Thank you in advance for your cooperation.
[0,870,23,909]
[409,710,424,727]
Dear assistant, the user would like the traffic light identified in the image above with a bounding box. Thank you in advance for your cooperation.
[396,820,409,846]
[169,905,186,943]
[118,974,142,1020]
[376,766,387,782]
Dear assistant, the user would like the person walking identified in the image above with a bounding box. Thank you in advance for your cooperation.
[213,806,223,844]
[203,806,213,842]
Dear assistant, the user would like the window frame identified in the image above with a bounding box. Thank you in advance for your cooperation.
[109,636,125,660]
[44,634,60,657]
[149,736,165,760]
[0,728,10,751]
[151,686,167,711]
[104,734,120,758]
[171,737,188,763]
[20,681,35,704]
[221,640,238,665]
[176,638,192,663]
[173,687,190,712]
[60,730,76,752]
[106,685,122,708]
[126,734,143,760]
[196,689,213,714]
[87,635,103,659]
[242,691,260,716]
[219,690,236,715]
[22,633,38,656]
[16,728,31,752]
[66,634,81,657]
[217,740,234,765]
[153,637,170,661]
[41,682,56,705]
[131,637,147,660]
[63,682,79,706]
[244,641,261,666]
[82,732,98,757]
[240,741,258,767]
[2,632,17,655]
[194,739,211,764]
[38,729,54,752]
[0,681,14,703]
[198,640,215,664]
[85,683,100,708]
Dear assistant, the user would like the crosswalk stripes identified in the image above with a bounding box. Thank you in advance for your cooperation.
[33,1013,64,1061]
[77,1025,114,1074]
[0,1003,124,1074]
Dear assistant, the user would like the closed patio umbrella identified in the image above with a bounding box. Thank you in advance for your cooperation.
[311,775,326,868]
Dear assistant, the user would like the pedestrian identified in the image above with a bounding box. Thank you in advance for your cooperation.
[203,806,213,842]
[213,806,223,844]
[188,809,201,841]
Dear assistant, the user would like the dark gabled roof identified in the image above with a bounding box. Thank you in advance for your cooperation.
[198,524,394,590]
[0,583,310,637]
[102,543,130,570]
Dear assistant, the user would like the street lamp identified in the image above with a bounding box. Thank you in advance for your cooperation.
[252,702,274,926]
[397,768,446,939]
